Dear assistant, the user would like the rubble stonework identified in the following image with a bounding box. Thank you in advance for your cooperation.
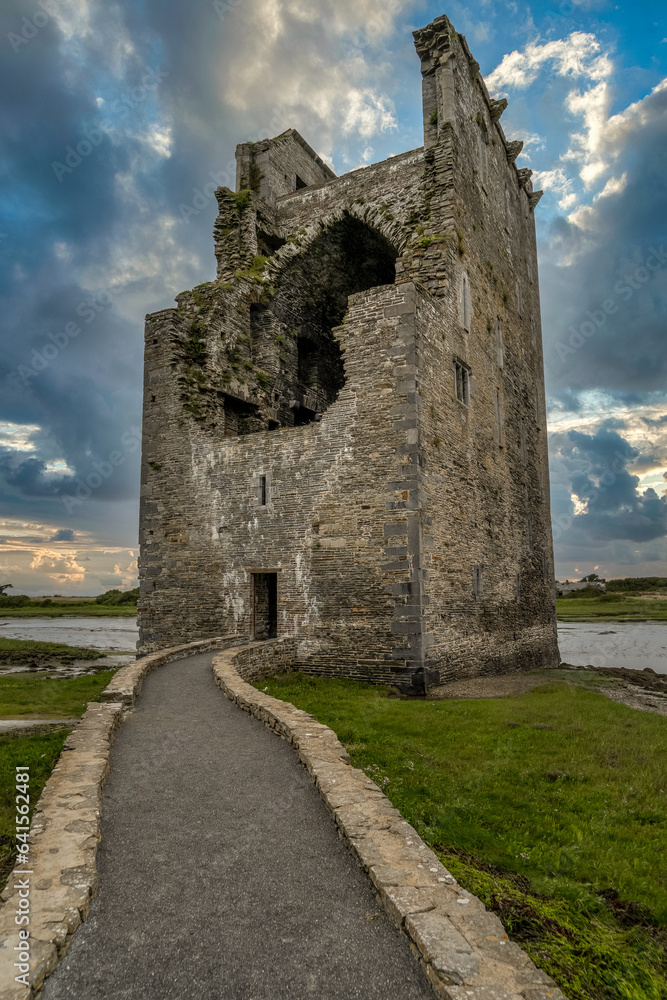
[138,13,560,692]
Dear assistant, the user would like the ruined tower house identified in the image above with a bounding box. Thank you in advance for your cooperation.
[138,14,560,693]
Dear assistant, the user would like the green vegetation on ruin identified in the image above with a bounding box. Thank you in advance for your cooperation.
[258,671,667,1000]
[232,188,253,211]
[235,254,270,283]
[0,670,118,891]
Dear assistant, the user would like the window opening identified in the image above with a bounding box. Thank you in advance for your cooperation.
[472,564,483,598]
[295,174,307,190]
[477,128,488,189]
[454,361,470,405]
[460,272,472,330]
[259,475,267,506]
[519,420,527,461]
[494,388,504,445]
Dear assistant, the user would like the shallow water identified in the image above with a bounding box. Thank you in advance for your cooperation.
[557,621,667,674]
[1,617,665,675]
[0,617,138,652]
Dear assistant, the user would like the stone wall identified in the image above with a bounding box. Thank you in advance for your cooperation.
[138,12,559,689]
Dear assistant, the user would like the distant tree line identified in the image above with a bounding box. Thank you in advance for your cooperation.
[95,588,139,605]
[557,577,667,599]
[0,587,139,607]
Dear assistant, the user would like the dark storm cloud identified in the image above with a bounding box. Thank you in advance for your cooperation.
[551,424,667,545]
[0,0,418,543]
[50,528,75,541]
[540,81,667,405]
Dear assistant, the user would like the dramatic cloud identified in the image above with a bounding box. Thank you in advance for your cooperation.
[1,1,665,589]
[487,32,613,93]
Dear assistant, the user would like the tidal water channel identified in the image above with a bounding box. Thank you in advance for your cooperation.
[1,617,666,675]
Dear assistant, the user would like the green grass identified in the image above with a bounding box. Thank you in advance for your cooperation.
[0,604,137,617]
[258,672,667,1000]
[0,671,117,718]
[0,637,106,665]
[557,596,667,620]
[0,670,118,890]
[0,729,71,890]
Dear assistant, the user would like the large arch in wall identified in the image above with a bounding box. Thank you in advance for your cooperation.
[249,213,399,429]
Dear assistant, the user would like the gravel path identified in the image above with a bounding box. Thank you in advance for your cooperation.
[41,652,433,1000]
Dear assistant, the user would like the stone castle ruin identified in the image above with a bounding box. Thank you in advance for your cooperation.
[138,13,560,693]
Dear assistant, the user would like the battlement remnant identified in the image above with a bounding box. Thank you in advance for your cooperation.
[138,13,558,694]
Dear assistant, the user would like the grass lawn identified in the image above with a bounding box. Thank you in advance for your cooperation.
[557,597,667,620]
[0,670,118,891]
[259,672,667,1000]
[0,670,116,718]
[0,637,106,665]
[0,729,71,890]
[0,604,137,618]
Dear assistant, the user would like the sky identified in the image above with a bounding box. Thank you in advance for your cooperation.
[1,0,666,594]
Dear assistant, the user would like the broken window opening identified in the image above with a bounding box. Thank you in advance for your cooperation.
[295,174,307,190]
[257,229,287,256]
[293,404,316,426]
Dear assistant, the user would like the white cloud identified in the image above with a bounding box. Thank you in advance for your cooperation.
[341,90,397,137]
[219,0,407,146]
[487,32,612,94]
[594,172,628,200]
[562,79,612,187]
[0,423,41,451]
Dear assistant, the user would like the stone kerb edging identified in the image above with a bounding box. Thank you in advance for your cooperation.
[0,702,123,1000]
[100,635,240,708]
[0,636,239,1000]
[213,644,568,1000]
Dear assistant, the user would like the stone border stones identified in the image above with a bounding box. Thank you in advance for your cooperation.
[0,636,237,999]
[100,636,240,708]
[213,641,568,1000]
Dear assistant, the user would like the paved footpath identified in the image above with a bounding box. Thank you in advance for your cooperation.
[42,653,433,999]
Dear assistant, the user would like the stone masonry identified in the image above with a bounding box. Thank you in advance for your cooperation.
[138,13,560,694]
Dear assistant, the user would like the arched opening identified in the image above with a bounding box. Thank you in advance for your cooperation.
[247,213,398,430]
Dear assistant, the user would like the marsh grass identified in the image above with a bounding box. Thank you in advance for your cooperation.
[0,670,118,891]
[557,597,667,620]
[0,671,116,718]
[0,637,105,664]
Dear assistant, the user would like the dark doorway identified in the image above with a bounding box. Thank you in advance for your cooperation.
[253,572,277,640]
